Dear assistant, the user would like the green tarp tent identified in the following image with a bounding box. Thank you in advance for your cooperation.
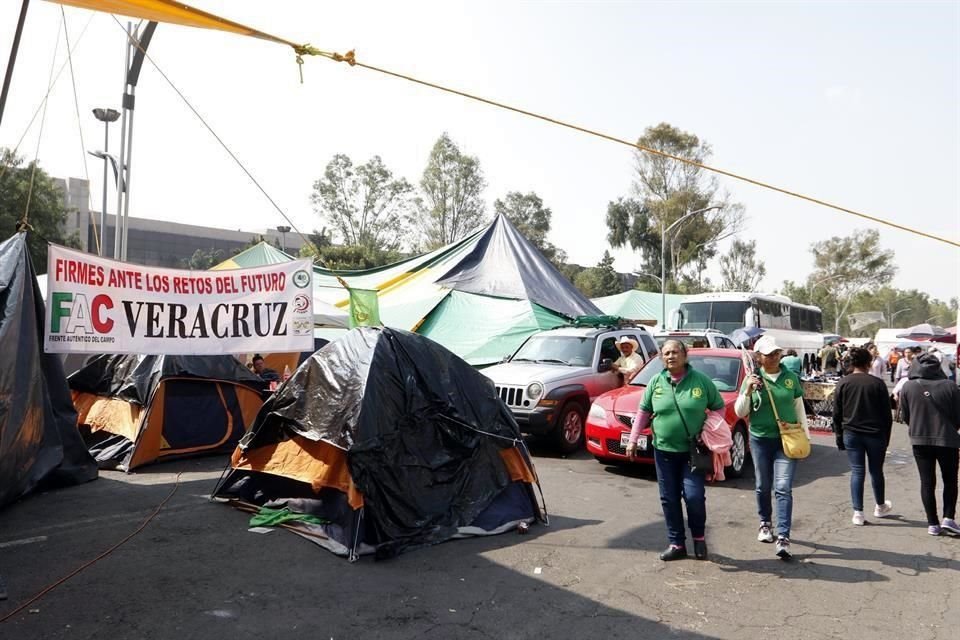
[215,216,600,366]
[591,290,687,329]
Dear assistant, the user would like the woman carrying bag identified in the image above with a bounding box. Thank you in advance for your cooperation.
[735,335,810,560]
[626,340,725,562]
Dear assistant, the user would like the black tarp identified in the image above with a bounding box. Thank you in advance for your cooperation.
[237,326,541,557]
[435,214,601,318]
[0,233,97,509]
[69,353,265,405]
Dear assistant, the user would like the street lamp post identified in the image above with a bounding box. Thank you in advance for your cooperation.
[889,308,912,327]
[92,108,120,255]
[661,206,721,329]
[276,225,291,253]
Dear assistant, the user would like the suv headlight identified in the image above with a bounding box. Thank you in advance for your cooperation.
[526,382,543,399]
[588,403,606,421]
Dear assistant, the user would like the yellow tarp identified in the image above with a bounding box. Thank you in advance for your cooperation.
[48,0,297,47]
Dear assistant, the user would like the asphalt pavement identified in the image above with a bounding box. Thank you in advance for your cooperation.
[1,423,958,640]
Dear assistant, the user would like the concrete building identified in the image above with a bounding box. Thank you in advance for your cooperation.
[53,177,305,267]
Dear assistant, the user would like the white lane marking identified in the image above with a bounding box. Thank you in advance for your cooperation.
[0,535,48,548]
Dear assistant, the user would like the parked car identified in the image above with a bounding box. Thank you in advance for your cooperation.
[654,329,737,350]
[483,324,659,452]
[584,348,751,478]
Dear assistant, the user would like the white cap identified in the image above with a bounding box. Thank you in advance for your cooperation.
[753,335,782,355]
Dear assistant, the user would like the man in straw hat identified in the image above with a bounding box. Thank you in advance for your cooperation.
[612,336,645,384]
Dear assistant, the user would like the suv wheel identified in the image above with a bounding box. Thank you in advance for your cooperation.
[725,423,749,479]
[554,402,585,453]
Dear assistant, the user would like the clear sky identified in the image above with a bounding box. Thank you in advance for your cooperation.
[2,1,957,303]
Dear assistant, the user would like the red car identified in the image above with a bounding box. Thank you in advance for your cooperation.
[584,348,751,478]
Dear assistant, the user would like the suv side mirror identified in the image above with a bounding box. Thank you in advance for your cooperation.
[598,358,613,373]
[500,354,511,364]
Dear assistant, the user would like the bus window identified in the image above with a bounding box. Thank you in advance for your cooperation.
[710,302,751,334]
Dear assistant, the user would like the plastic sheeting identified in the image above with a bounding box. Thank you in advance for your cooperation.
[417,291,569,366]
[436,215,601,319]
[239,326,541,557]
[591,290,688,327]
[0,233,97,509]
[69,353,265,405]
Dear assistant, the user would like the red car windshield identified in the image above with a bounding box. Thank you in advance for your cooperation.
[631,355,742,392]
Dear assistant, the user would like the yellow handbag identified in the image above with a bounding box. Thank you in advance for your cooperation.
[764,381,811,460]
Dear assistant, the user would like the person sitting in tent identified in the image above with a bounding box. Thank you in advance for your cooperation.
[252,354,279,382]
[611,336,645,384]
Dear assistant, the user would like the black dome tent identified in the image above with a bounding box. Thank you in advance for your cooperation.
[213,327,545,560]
[0,232,97,509]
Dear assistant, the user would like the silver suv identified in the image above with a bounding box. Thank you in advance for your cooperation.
[483,325,659,452]
[654,329,737,350]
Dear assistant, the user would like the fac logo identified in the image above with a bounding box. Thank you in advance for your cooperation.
[50,292,114,334]
[692,387,703,399]
[293,294,310,313]
[784,378,794,389]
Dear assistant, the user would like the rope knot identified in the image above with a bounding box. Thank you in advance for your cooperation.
[333,49,356,66]
[16,219,34,233]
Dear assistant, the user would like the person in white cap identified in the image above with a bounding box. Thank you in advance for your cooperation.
[735,334,809,560]
[611,336,644,384]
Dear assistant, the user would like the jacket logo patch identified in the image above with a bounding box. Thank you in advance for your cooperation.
[692,387,703,398]
[784,378,794,389]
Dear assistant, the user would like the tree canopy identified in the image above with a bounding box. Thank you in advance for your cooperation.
[574,251,623,297]
[415,133,486,249]
[720,239,766,291]
[311,154,415,252]
[605,123,743,294]
[0,149,80,272]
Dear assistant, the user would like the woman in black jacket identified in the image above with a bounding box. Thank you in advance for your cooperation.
[833,347,894,526]
[900,353,960,536]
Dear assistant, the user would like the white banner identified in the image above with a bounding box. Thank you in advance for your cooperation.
[44,245,314,355]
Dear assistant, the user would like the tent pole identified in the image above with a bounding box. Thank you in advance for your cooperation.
[0,0,31,128]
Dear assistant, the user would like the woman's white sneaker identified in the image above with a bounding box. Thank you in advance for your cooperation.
[852,511,865,526]
[873,501,893,518]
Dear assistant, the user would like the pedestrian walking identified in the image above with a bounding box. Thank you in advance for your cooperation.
[899,353,960,536]
[833,347,894,526]
[867,343,886,380]
[626,340,725,561]
[735,335,809,560]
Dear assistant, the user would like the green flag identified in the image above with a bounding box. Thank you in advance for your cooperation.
[348,288,381,328]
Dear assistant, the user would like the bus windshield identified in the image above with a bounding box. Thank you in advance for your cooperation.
[677,301,750,335]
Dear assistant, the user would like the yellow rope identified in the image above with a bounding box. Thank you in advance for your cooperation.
[314,50,958,249]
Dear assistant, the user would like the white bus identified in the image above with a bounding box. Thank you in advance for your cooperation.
[670,292,826,360]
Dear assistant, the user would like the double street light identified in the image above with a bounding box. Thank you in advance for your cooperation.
[92,107,121,256]
[660,206,721,329]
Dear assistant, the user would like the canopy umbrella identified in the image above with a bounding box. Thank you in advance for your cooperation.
[730,327,765,348]
[897,323,949,340]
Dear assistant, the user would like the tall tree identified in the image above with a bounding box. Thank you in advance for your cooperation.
[574,251,622,297]
[415,133,486,249]
[605,123,744,293]
[0,149,81,272]
[809,229,896,334]
[720,239,766,291]
[311,154,414,251]
[493,190,566,264]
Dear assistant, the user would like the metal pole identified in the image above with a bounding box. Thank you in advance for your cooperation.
[0,0,30,128]
[120,99,135,261]
[99,121,109,255]
[114,22,132,260]
[660,220,666,330]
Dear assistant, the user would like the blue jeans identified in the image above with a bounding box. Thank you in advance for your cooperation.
[654,448,706,547]
[843,431,887,511]
[750,435,797,538]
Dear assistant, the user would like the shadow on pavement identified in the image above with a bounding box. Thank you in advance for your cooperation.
[0,472,719,640]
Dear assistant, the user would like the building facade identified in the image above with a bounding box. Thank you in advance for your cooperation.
[53,177,305,267]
